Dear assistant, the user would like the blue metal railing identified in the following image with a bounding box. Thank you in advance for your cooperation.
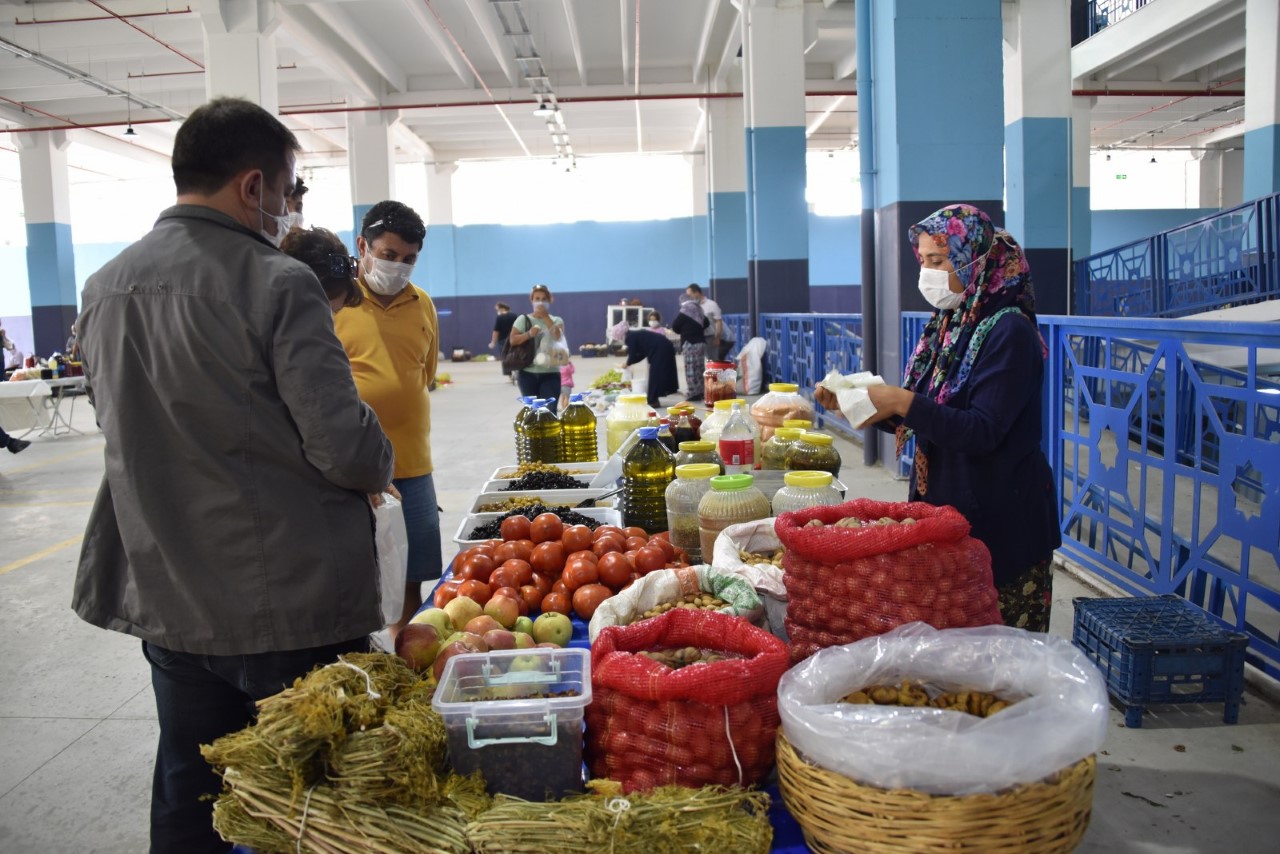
[1075,193,1280,318]
[730,308,1280,678]
[1088,0,1153,35]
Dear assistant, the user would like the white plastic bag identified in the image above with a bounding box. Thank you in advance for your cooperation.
[736,337,767,395]
[711,519,788,640]
[373,494,409,626]
[817,368,886,427]
[777,622,1108,795]
[588,565,763,641]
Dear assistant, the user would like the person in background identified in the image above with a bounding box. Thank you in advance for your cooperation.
[815,203,1059,632]
[506,284,566,411]
[72,97,393,854]
[285,176,307,232]
[280,227,363,314]
[336,201,442,639]
[489,301,518,384]
[1,426,30,454]
[685,283,734,360]
[670,296,710,402]
[558,358,575,411]
[65,321,80,360]
[611,320,679,410]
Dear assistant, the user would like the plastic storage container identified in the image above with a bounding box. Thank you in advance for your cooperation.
[620,426,676,534]
[697,474,771,562]
[783,419,813,431]
[761,427,804,471]
[750,383,816,442]
[674,440,724,473]
[560,393,599,462]
[703,360,738,404]
[432,647,591,800]
[717,401,756,474]
[513,396,535,464]
[605,394,652,456]
[699,398,744,448]
[771,470,844,515]
[664,463,720,564]
[784,431,842,476]
[524,399,564,464]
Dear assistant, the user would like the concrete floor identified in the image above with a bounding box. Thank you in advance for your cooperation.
[1,357,1277,852]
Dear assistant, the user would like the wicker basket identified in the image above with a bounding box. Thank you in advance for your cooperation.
[776,733,1096,853]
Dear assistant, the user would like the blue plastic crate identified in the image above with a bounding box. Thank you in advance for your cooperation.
[1072,595,1248,727]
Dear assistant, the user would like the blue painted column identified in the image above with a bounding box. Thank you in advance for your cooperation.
[1243,0,1280,199]
[743,0,809,322]
[347,110,394,247]
[706,97,749,314]
[1071,95,1094,302]
[866,0,1005,463]
[1004,0,1072,315]
[17,130,77,357]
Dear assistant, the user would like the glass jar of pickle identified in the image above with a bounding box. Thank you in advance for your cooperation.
[772,470,843,515]
[665,463,720,563]
[605,394,653,456]
[760,427,804,470]
[784,431,842,476]
[674,440,724,473]
[697,474,771,561]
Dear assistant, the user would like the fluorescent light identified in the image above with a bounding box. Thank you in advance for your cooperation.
[532,103,556,118]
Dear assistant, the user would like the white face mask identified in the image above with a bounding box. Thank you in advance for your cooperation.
[363,254,414,295]
[918,267,964,310]
[532,299,549,311]
[285,211,305,231]
[648,320,660,328]
[258,202,290,249]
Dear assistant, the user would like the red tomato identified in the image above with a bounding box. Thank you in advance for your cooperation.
[493,541,522,564]
[563,561,599,592]
[540,591,572,615]
[458,553,495,583]
[551,578,570,597]
[456,580,491,606]
[432,579,461,609]
[484,539,503,549]
[649,531,671,543]
[489,566,520,591]
[518,585,543,611]
[561,524,594,554]
[500,515,531,541]
[634,545,667,575]
[593,525,625,542]
[597,551,633,589]
[624,535,649,551]
[568,548,598,564]
[572,583,612,620]
[531,573,553,596]
[530,541,567,574]
[509,539,535,562]
[530,512,564,544]
[647,537,676,561]
[592,537,624,557]
[622,526,648,540]
[508,559,534,586]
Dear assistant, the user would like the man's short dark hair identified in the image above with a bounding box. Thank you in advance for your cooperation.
[361,201,426,250]
[172,98,300,195]
[290,177,309,201]
[686,283,703,295]
[496,302,510,311]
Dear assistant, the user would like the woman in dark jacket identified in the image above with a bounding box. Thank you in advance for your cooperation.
[818,204,1060,631]
[670,297,711,401]
[611,321,680,410]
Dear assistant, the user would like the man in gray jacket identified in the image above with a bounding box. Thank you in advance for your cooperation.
[73,98,394,854]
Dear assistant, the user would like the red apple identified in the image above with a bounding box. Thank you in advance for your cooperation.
[465,615,504,636]
[484,595,520,629]
[394,623,444,673]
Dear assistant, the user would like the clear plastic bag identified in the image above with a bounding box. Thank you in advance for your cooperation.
[777,622,1109,795]
[373,494,408,626]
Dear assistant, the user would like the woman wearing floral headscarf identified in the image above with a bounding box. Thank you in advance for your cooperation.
[817,204,1060,631]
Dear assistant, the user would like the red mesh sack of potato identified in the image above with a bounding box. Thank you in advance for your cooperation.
[776,499,1002,662]
[586,608,790,793]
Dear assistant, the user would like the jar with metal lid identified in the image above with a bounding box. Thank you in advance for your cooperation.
[665,463,720,563]
[772,470,843,515]
[750,383,816,442]
[605,394,653,456]
[697,474,771,561]
[761,427,804,470]
[674,440,724,473]
[783,419,812,431]
[784,431,842,476]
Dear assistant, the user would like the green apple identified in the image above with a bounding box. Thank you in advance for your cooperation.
[532,612,573,647]
[513,631,536,650]
[507,653,546,674]
[513,616,535,637]
[443,595,483,630]
[410,607,454,636]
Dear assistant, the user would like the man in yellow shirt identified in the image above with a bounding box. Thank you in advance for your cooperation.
[334,201,439,636]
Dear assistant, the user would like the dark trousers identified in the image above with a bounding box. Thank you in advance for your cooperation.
[143,636,369,854]
[516,370,562,414]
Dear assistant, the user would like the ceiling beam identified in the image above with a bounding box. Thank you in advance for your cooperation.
[396,0,474,88]
[619,0,631,86]
[276,4,382,101]
[459,0,519,87]
[692,0,721,85]
[309,3,407,92]
[65,126,172,166]
[561,0,589,86]
[1071,0,1240,83]
[1157,32,1246,83]
[714,8,743,88]
[1106,8,1244,79]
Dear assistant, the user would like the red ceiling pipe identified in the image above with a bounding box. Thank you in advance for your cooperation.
[84,0,203,69]
[0,119,171,134]
[16,7,193,25]
[1073,88,1244,97]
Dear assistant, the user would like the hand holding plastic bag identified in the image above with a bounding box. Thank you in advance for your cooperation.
[816,368,885,427]
[372,493,409,626]
[777,622,1108,795]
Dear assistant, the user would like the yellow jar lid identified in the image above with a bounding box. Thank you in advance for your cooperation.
[783,419,812,429]
[713,398,747,411]
[784,471,834,488]
[799,431,834,446]
[768,383,799,393]
[667,404,693,414]
[678,440,715,452]
[771,428,803,441]
[618,394,648,405]
[676,463,720,480]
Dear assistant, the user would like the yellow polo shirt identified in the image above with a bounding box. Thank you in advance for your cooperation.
[333,278,438,478]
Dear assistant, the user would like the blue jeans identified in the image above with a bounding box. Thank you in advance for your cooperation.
[392,472,443,583]
[143,637,368,853]
[517,370,562,413]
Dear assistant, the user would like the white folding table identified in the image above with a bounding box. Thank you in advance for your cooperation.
[0,377,89,438]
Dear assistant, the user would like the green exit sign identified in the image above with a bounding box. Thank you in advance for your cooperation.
[1116,174,1128,179]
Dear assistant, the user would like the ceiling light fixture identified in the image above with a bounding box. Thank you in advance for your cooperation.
[1149,155,1157,164]
[532,102,556,118]
[123,78,136,136]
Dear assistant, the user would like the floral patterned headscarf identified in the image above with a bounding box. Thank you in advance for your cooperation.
[897,204,1047,492]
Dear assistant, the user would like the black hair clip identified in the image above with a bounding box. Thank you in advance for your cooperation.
[327,254,358,278]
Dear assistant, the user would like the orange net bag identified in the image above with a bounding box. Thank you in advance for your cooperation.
[586,608,790,793]
[775,499,1003,662]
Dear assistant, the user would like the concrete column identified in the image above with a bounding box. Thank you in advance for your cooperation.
[17,130,77,357]
[1004,0,1072,314]
[1196,150,1223,209]
[689,152,711,289]
[424,160,458,347]
[1243,0,1280,199]
[743,0,809,321]
[347,110,395,241]
[867,0,1005,462]
[1071,95,1094,305]
[705,97,748,314]
[199,0,280,113]
[1222,149,1245,208]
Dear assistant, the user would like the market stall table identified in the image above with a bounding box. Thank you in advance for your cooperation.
[0,376,88,438]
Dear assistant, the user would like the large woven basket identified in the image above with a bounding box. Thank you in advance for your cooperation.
[776,733,1096,853]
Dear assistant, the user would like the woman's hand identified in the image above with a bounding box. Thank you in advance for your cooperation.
[814,386,839,412]
[862,385,915,424]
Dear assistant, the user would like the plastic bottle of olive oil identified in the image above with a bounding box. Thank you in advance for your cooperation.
[524,399,565,464]
[621,426,676,535]
[560,393,599,462]
[513,396,534,464]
